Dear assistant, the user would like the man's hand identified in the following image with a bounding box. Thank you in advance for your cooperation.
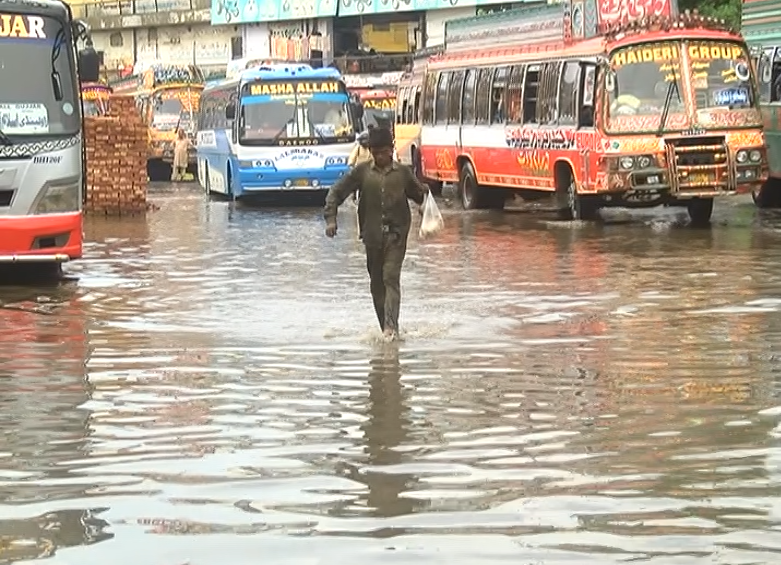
[325,223,338,238]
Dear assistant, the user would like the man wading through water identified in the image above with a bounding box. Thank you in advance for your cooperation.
[324,127,429,341]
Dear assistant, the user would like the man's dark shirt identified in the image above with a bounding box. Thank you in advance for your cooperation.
[324,160,428,247]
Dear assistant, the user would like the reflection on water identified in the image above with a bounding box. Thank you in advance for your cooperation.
[2,190,781,563]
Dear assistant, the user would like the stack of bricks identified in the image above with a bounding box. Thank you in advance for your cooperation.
[84,94,149,215]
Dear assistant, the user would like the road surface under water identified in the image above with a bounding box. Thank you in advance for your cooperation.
[3,186,781,564]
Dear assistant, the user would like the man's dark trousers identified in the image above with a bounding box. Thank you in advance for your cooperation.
[365,230,407,332]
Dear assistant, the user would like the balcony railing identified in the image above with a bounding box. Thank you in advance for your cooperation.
[77,0,210,19]
[333,53,412,75]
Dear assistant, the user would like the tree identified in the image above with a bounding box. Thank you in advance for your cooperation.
[678,0,742,30]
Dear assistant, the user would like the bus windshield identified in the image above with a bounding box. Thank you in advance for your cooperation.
[239,79,355,146]
[606,39,758,133]
[0,13,79,137]
[363,97,395,130]
[152,88,199,132]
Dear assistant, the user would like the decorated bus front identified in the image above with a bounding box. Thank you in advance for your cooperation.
[0,4,95,265]
[228,70,357,195]
[604,36,766,204]
[81,82,112,116]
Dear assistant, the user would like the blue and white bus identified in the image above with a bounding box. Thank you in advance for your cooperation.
[196,63,363,199]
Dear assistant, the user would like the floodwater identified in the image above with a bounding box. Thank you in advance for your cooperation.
[3,185,781,564]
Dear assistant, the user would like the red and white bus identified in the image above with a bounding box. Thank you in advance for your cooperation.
[413,2,767,224]
[0,0,98,270]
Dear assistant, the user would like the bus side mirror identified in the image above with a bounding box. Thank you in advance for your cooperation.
[78,45,100,83]
[351,101,363,122]
[226,102,236,120]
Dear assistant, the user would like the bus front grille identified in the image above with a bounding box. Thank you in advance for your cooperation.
[668,136,730,192]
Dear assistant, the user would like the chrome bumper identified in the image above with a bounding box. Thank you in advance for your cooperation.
[0,254,70,263]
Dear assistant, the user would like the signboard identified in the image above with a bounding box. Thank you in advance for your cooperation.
[343,72,403,89]
[211,0,337,25]
[596,0,676,30]
[247,81,342,96]
[338,0,528,16]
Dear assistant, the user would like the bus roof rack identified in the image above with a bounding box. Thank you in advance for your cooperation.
[602,10,736,37]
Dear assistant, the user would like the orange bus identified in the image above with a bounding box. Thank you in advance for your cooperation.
[395,46,443,193]
[412,4,767,224]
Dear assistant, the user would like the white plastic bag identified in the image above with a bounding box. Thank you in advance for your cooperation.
[419,192,444,238]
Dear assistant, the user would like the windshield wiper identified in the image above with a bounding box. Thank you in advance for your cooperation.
[0,128,11,146]
[270,119,295,144]
[657,68,682,137]
[50,27,65,101]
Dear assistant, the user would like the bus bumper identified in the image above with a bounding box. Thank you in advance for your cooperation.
[0,212,82,263]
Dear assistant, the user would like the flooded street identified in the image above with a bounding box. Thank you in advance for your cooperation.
[5,185,781,563]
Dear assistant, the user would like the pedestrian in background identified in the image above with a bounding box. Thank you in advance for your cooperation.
[324,127,429,341]
[171,128,191,182]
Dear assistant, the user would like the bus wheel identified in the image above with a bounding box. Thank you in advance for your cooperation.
[556,166,599,221]
[458,161,504,210]
[687,198,714,226]
[204,164,213,196]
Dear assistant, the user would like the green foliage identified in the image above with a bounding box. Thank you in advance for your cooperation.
[678,0,742,30]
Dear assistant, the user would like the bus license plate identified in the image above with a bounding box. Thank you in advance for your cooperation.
[688,173,710,186]
[294,179,309,187]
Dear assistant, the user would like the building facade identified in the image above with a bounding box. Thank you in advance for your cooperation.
[213,0,527,74]
[63,0,525,78]
[67,0,242,78]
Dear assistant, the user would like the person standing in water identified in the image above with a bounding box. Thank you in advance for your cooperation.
[324,127,429,341]
[171,128,191,182]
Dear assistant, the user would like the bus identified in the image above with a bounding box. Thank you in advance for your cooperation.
[0,0,98,269]
[81,81,112,116]
[343,71,403,132]
[413,5,767,224]
[112,63,204,181]
[742,0,781,207]
[196,64,362,200]
[395,46,442,193]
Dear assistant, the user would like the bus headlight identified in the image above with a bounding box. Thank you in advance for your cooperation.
[325,156,348,166]
[619,156,634,170]
[750,149,762,163]
[736,150,748,163]
[33,181,81,215]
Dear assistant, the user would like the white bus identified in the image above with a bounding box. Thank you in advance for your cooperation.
[196,63,364,201]
[0,0,98,271]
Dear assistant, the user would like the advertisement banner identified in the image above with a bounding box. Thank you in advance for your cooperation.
[211,0,337,25]
[337,0,523,17]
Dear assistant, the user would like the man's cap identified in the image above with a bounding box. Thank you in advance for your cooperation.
[368,127,393,149]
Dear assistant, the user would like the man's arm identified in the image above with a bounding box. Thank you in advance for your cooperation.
[402,165,429,205]
[347,145,360,167]
[324,166,361,226]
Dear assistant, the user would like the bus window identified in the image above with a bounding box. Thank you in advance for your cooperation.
[422,73,436,124]
[462,69,477,124]
[476,67,492,124]
[523,64,540,124]
[435,72,449,124]
[559,61,581,125]
[447,70,465,124]
[538,61,562,125]
[580,63,596,128]
[398,87,408,124]
[759,48,773,103]
[491,66,509,124]
[412,86,421,123]
[507,65,524,124]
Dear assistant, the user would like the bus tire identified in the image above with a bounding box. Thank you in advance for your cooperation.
[687,198,714,226]
[556,164,599,221]
[226,165,233,198]
[458,161,505,210]
[204,163,213,195]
